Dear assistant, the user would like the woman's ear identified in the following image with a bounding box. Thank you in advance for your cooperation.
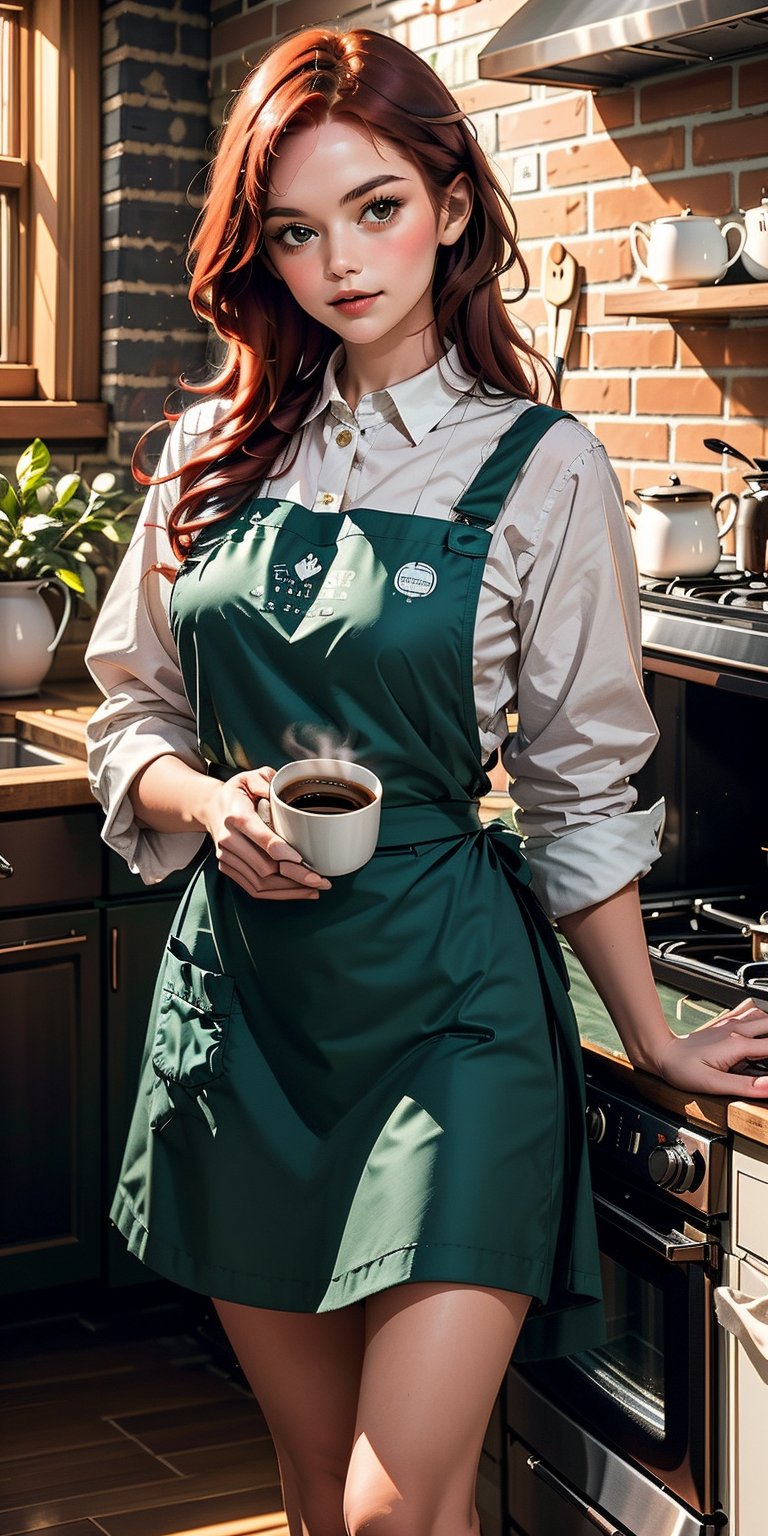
[438,174,473,248]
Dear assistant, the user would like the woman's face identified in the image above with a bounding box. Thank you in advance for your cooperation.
[261,118,470,366]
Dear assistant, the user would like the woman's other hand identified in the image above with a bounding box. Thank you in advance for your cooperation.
[655,998,768,1098]
[559,884,768,1098]
[201,766,332,900]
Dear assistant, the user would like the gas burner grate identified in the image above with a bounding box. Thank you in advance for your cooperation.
[641,573,768,605]
[644,899,768,993]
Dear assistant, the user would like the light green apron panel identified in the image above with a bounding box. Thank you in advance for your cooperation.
[111,404,604,1360]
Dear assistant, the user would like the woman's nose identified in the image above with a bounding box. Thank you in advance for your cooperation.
[325,230,362,279]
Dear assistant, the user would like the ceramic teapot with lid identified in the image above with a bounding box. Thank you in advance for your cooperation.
[741,192,768,281]
[625,475,738,578]
[629,208,746,289]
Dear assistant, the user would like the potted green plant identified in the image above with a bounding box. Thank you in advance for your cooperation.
[0,437,139,696]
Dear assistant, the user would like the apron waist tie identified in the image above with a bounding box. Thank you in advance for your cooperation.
[376,801,482,848]
[206,766,483,849]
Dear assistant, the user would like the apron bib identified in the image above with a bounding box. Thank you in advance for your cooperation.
[111,404,604,1360]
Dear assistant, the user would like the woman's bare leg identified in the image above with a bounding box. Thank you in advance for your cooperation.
[345,1282,530,1536]
[212,1296,366,1536]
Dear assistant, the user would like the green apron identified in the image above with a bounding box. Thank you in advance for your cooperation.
[111,403,604,1361]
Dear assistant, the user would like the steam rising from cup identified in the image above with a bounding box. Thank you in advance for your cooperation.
[281,723,356,762]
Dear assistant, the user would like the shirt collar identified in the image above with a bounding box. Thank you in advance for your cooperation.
[304,344,476,445]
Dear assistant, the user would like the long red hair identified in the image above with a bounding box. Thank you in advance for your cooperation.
[136,27,553,558]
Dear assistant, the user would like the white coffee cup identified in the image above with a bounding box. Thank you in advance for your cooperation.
[269,757,383,877]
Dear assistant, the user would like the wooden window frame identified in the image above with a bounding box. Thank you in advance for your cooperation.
[0,0,106,439]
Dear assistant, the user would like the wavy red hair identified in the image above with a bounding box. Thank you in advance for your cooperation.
[135,27,555,558]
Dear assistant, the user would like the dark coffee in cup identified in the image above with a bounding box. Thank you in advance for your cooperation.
[270,757,382,875]
[278,776,376,815]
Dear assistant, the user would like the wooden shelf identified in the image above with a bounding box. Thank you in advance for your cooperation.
[604,283,768,320]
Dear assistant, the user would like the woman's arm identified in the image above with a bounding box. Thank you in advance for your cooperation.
[559,881,768,1098]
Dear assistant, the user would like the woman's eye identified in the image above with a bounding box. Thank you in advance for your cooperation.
[273,224,316,249]
[361,198,402,225]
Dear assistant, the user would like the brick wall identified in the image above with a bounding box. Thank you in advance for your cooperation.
[102,0,212,463]
[210,0,768,503]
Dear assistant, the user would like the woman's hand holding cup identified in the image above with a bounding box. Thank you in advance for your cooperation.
[203,766,332,900]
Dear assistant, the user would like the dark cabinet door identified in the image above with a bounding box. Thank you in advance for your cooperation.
[103,898,179,1286]
[0,909,101,1293]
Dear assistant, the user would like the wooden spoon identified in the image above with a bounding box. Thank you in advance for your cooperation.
[543,241,580,383]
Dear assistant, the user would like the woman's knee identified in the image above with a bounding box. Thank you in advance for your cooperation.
[344,1477,477,1536]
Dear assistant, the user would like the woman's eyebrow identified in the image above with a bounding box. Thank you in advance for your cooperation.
[264,174,408,221]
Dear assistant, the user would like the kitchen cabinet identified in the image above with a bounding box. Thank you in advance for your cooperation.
[0,800,193,1296]
[0,906,101,1292]
[721,1136,768,1536]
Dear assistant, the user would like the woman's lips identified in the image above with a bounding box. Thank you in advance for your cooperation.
[330,292,381,316]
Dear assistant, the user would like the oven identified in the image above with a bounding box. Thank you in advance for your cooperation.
[499,561,768,1536]
[505,1075,727,1536]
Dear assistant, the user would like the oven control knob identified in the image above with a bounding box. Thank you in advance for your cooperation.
[648,1142,697,1192]
[586,1105,607,1144]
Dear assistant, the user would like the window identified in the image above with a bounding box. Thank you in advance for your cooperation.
[0,4,28,384]
[0,0,106,439]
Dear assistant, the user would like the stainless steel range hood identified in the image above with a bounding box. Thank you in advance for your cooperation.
[478,2,768,91]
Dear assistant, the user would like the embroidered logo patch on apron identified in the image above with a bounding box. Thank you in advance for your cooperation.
[394,562,438,598]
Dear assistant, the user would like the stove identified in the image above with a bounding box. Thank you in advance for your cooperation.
[644,897,768,1010]
[640,564,768,683]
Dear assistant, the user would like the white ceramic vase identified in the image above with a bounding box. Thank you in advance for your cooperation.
[0,579,72,696]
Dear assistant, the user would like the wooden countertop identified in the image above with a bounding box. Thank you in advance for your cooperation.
[583,1040,768,1146]
[0,683,96,812]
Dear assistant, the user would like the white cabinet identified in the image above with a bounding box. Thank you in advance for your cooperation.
[723,1138,768,1536]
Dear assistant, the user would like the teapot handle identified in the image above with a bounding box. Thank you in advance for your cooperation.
[720,220,747,269]
[39,577,73,653]
[624,498,641,530]
[714,491,739,540]
[629,223,652,278]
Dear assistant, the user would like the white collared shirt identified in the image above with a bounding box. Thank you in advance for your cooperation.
[85,347,663,918]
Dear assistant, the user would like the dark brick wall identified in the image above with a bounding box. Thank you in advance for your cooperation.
[101,0,213,462]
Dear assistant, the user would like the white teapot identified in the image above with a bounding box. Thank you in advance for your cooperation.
[630,208,746,289]
[625,475,738,578]
[742,192,768,281]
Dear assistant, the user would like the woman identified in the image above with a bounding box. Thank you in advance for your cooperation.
[86,27,768,1536]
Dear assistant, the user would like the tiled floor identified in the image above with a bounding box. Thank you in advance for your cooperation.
[0,1286,288,1536]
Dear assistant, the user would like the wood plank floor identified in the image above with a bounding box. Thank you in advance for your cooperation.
[0,1286,287,1536]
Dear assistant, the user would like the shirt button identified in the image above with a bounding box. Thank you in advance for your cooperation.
[320,492,335,505]
[335,429,353,447]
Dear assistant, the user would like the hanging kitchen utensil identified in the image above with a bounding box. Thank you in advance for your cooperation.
[703,437,759,471]
[543,241,580,385]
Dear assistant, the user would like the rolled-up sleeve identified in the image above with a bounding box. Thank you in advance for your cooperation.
[496,426,663,918]
[85,406,221,883]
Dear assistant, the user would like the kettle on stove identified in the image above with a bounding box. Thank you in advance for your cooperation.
[715,474,768,575]
[624,474,738,578]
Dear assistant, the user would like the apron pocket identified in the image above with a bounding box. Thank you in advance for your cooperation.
[435,1025,496,1043]
[149,936,235,1136]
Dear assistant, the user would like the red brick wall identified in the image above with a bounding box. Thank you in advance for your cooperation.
[211,0,768,502]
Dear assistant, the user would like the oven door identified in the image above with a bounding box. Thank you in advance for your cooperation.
[517,1189,720,1519]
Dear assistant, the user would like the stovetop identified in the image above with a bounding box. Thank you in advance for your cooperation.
[641,571,768,616]
[645,898,768,997]
[639,564,768,677]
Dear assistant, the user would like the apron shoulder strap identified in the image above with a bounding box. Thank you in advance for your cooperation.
[453,404,573,528]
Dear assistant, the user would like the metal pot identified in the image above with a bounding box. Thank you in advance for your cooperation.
[714,475,768,575]
[625,474,738,578]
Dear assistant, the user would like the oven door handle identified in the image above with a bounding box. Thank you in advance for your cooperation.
[526,1454,623,1534]
[594,1194,713,1264]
